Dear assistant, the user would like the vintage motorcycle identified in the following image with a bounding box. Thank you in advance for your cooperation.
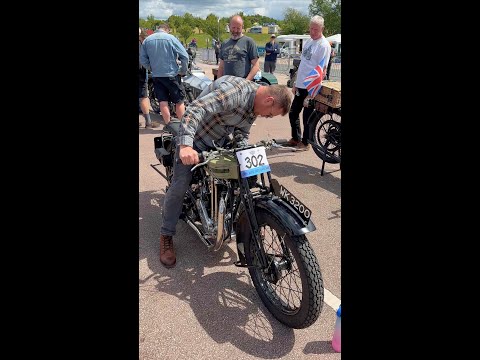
[151,122,324,329]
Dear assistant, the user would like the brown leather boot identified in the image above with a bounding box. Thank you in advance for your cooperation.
[159,235,176,268]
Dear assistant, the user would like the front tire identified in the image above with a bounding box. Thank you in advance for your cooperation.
[244,209,324,328]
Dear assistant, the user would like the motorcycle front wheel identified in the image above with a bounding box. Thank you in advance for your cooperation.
[244,209,324,328]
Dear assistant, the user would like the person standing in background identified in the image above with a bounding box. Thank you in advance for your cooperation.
[214,40,220,65]
[140,23,189,125]
[217,15,259,80]
[285,15,331,151]
[325,42,336,80]
[139,28,159,128]
[264,34,280,74]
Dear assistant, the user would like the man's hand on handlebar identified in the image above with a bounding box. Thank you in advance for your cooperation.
[179,145,199,165]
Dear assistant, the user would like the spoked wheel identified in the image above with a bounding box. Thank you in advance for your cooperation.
[308,111,341,164]
[244,209,324,328]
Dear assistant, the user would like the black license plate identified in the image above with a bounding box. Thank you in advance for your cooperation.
[270,179,312,223]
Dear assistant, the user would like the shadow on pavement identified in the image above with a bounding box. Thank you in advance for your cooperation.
[303,341,336,354]
[139,190,295,358]
[303,340,337,355]
[269,160,341,198]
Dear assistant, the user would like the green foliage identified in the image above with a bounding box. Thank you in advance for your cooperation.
[183,12,196,27]
[177,25,195,45]
[280,8,310,35]
[308,0,341,36]
[200,14,223,42]
[139,14,167,31]
[167,15,183,33]
[139,7,340,41]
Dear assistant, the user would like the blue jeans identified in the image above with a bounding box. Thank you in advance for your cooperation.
[160,151,194,236]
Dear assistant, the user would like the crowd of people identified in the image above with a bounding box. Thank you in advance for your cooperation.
[139,15,333,268]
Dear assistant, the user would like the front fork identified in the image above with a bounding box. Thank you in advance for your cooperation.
[236,174,272,270]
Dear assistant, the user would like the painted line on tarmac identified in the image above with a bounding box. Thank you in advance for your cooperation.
[324,288,341,311]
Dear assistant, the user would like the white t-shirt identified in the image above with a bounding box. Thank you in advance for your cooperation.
[295,35,331,89]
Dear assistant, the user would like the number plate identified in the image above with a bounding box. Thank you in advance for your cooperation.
[271,179,312,224]
[236,146,271,178]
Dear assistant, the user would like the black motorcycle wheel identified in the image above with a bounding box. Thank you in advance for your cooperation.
[308,111,341,164]
[244,209,324,329]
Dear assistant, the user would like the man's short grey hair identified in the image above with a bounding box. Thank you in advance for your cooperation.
[310,15,325,27]
[158,23,170,31]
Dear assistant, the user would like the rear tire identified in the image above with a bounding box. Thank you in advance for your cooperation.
[243,209,324,328]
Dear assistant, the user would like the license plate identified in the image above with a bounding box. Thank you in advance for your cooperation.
[270,179,312,223]
[236,146,271,178]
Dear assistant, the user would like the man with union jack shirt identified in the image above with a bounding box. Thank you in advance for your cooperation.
[285,15,331,150]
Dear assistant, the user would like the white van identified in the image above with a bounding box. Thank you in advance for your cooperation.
[275,34,311,57]
[249,26,262,34]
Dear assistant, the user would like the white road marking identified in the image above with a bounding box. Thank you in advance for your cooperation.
[324,288,341,311]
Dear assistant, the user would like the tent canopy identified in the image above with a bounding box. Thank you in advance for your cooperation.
[326,34,341,44]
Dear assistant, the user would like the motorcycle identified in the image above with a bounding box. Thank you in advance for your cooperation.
[151,123,324,329]
[286,58,301,88]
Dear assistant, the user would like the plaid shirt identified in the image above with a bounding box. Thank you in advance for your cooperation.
[178,76,260,151]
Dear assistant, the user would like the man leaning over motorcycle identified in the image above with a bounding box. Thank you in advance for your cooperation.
[158,75,292,268]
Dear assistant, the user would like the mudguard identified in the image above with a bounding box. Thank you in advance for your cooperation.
[260,72,278,85]
[235,196,316,266]
[254,197,316,235]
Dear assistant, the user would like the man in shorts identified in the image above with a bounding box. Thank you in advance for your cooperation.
[139,28,160,128]
[140,23,189,125]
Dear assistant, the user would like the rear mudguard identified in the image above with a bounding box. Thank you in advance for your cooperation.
[235,197,316,266]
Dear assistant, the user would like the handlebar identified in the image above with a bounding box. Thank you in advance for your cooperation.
[190,139,293,172]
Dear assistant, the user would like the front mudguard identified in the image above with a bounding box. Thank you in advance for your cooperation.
[235,197,316,266]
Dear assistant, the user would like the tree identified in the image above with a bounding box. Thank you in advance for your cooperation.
[183,12,196,27]
[178,25,195,45]
[200,14,222,42]
[168,15,182,33]
[139,14,156,30]
[309,0,341,36]
[280,8,310,35]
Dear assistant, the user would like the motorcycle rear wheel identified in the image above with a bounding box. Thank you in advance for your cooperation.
[244,209,324,328]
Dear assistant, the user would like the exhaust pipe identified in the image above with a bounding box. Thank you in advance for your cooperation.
[213,197,225,251]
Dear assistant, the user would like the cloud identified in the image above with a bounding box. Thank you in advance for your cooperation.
[139,0,312,21]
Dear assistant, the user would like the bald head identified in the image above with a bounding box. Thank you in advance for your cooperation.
[229,15,244,40]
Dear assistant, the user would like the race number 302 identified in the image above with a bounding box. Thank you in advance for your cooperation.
[236,146,271,178]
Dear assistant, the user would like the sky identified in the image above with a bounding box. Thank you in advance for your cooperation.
[139,0,312,22]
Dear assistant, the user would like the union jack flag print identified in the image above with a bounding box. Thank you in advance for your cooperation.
[303,58,326,97]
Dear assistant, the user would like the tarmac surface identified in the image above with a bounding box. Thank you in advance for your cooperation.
[139,60,341,360]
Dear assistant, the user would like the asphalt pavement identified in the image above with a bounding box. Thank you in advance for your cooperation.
[139,61,341,360]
